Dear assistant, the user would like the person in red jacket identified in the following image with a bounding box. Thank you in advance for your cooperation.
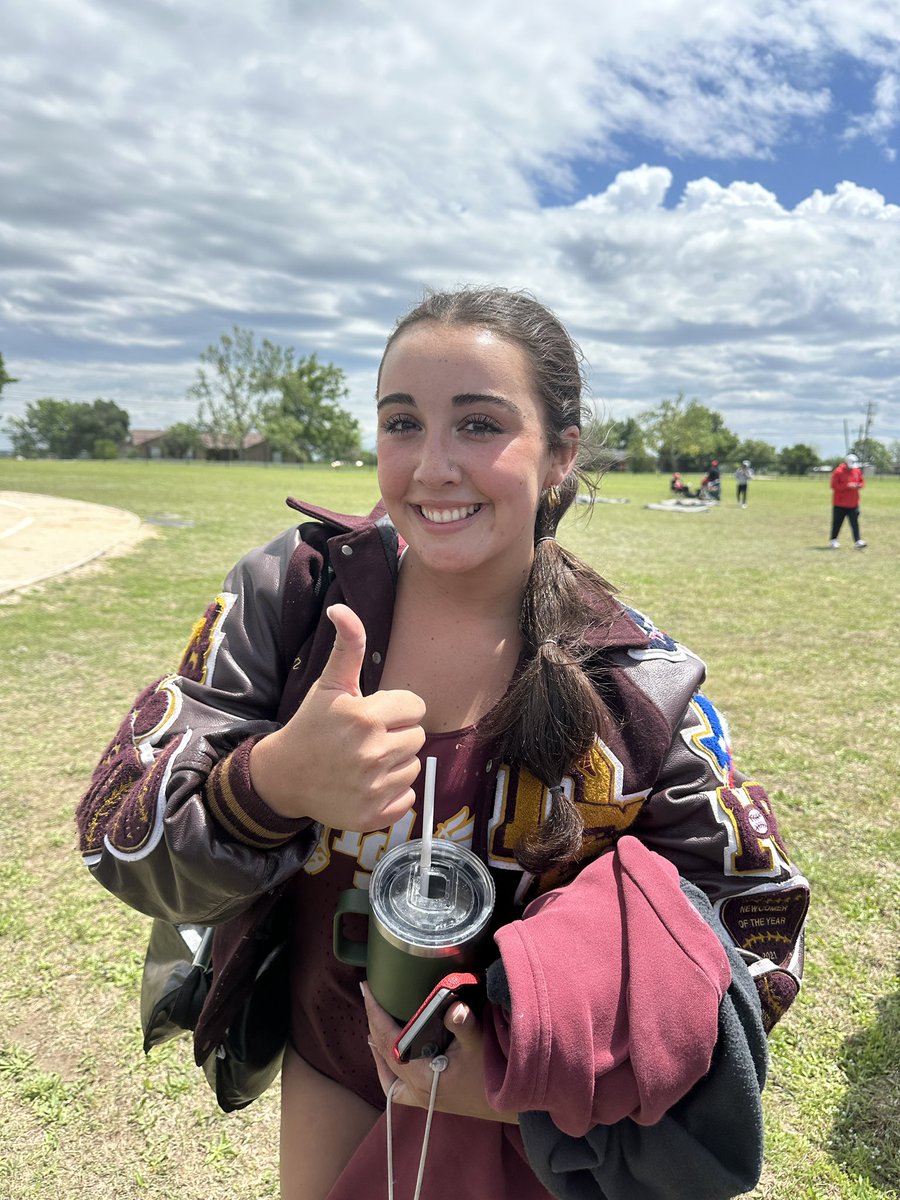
[829,453,867,548]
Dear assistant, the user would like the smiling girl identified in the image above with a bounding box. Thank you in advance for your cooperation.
[78,287,808,1200]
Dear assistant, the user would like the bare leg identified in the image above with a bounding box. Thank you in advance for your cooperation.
[280,1045,381,1200]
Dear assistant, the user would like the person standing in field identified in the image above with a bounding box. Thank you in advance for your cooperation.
[829,453,866,548]
[734,460,753,507]
[76,286,809,1200]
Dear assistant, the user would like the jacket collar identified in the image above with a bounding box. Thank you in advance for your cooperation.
[582,598,651,652]
[286,495,388,530]
[285,495,650,651]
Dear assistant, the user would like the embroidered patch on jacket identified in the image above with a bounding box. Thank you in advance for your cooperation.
[719,883,810,968]
[682,693,734,785]
[711,782,792,877]
[622,605,685,661]
[78,678,180,855]
[487,738,649,870]
[105,736,182,854]
[755,968,802,1032]
[131,675,183,746]
[177,592,237,684]
[79,730,146,855]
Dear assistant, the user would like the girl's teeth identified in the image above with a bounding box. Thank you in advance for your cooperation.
[421,505,480,524]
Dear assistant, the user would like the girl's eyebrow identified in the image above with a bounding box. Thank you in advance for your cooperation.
[376,391,523,415]
[376,391,415,411]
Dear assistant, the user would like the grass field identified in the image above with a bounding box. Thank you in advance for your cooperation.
[1,459,897,1200]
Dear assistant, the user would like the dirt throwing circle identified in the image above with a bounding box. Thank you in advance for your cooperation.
[0,491,151,596]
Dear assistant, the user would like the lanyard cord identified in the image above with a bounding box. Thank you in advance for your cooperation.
[386,1054,449,1200]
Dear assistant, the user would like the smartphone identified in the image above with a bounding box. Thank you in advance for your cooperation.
[391,971,480,1063]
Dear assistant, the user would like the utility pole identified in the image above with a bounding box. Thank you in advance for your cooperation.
[861,400,877,463]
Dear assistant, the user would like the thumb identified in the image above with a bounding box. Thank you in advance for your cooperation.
[445,1001,479,1047]
[318,603,366,696]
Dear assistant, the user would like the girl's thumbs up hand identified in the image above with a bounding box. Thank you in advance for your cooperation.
[314,602,367,697]
[250,605,426,829]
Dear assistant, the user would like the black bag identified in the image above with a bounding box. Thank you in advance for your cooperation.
[140,917,289,1113]
[141,921,213,1051]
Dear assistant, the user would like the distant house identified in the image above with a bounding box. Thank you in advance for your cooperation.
[127,428,288,462]
[128,429,167,459]
[200,431,271,462]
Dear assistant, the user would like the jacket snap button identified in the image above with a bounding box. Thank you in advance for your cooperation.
[341,545,353,556]
[372,651,382,665]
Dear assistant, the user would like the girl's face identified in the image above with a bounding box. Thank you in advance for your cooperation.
[376,322,578,581]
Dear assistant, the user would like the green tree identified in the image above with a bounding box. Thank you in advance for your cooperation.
[5,417,38,457]
[707,411,740,467]
[74,398,130,455]
[7,398,79,457]
[599,416,656,472]
[777,444,821,475]
[850,437,892,472]
[639,393,738,471]
[0,353,18,400]
[5,397,128,458]
[734,439,777,470]
[259,354,361,462]
[160,421,204,459]
[189,327,287,459]
[639,395,687,471]
[188,328,361,462]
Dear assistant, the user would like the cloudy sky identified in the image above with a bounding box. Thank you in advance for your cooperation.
[2,0,899,456]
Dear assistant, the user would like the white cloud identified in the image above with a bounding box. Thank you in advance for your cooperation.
[843,70,900,158]
[2,0,900,456]
[795,179,899,217]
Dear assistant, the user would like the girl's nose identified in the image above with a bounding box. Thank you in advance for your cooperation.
[412,432,461,487]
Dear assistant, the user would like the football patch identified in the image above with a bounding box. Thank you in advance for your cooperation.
[755,967,802,1033]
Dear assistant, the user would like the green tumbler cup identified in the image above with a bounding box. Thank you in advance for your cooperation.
[333,840,495,1021]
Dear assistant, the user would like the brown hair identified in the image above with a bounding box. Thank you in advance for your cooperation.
[381,286,617,875]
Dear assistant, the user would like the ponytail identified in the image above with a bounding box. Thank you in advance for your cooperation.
[479,470,618,875]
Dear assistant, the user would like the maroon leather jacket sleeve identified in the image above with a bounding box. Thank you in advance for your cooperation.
[75,526,322,923]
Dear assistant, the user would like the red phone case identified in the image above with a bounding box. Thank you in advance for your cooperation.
[391,971,481,1063]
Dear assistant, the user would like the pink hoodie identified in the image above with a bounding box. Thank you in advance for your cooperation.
[484,836,732,1136]
[324,837,732,1198]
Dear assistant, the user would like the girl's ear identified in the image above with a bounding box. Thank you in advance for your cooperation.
[544,425,580,488]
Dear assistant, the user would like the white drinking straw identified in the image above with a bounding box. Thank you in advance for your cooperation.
[419,756,437,898]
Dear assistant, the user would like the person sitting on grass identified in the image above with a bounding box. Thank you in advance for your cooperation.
[670,471,700,498]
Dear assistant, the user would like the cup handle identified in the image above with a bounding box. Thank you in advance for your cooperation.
[332,888,370,967]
